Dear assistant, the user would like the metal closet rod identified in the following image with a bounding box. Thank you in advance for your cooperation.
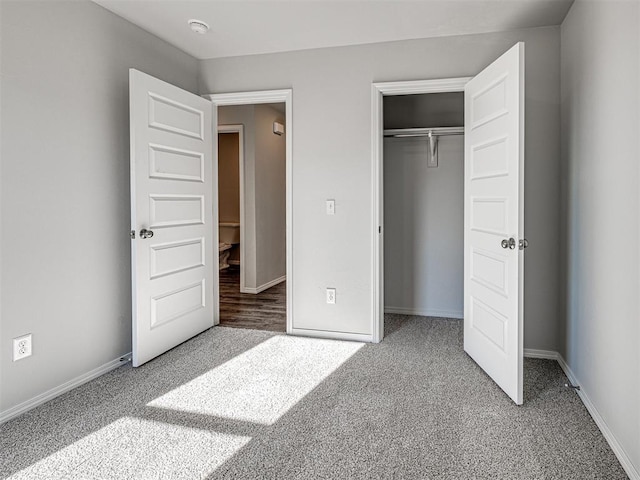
[383,126,464,138]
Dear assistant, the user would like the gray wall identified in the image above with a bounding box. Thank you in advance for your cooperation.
[199,26,561,346]
[254,105,287,287]
[384,135,464,318]
[560,0,640,473]
[384,92,464,129]
[0,0,198,414]
[218,105,258,289]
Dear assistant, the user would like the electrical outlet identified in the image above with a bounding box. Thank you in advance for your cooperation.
[13,334,32,361]
[326,288,336,304]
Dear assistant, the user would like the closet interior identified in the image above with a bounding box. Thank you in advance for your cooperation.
[383,92,465,319]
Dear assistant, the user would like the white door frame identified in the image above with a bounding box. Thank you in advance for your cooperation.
[371,78,471,343]
[205,90,293,334]
[217,124,247,292]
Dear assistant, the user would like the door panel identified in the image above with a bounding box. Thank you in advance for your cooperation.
[130,69,214,367]
[464,43,525,404]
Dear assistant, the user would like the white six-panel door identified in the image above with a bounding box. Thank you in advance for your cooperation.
[130,69,214,367]
[464,43,525,404]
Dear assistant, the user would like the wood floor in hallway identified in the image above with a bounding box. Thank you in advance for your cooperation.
[218,266,286,332]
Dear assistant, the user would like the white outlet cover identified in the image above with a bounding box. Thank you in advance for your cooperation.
[13,334,32,361]
[326,288,336,304]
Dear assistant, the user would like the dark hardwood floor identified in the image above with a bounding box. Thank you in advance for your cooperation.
[219,266,286,332]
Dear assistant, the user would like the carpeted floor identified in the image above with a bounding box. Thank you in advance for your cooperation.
[0,315,628,479]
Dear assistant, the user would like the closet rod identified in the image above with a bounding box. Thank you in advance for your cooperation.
[383,127,464,138]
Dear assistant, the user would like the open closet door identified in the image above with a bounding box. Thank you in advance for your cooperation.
[130,69,214,367]
[464,43,525,404]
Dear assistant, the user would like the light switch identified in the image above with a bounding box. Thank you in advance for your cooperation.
[326,200,335,215]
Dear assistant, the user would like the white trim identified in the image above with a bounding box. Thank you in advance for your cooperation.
[206,90,293,335]
[241,275,286,294]
[523,348,559,360]
[373,78,473,96]
[218,124,246,293]
[384,306,463,319]
[206,90,292,106]
[371,84,383,343]
[371,77,472,344]
[289,328,371,343]
[211,103,221,325]
[555,354,640,480]
[0,354,131,424]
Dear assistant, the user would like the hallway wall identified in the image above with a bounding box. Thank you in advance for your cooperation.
[218,132,241,224]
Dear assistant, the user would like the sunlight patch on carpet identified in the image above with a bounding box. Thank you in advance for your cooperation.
[148,335,364,425]
[9,417,250,480]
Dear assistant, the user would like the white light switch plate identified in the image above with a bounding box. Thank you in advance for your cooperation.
[326,200,335,215]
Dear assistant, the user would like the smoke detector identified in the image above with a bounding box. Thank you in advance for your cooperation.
[188,19,210,34]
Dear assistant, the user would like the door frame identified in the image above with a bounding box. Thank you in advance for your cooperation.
[217,124,247,292]
[371,77,471,343]
[205,90,293,334]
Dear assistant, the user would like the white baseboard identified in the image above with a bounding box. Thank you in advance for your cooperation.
[523,348,559,360]
[553,354,639,480]
[384,306,463,319]
[0,353,131,425]
[242,275,286,294]
[289,327,372,343]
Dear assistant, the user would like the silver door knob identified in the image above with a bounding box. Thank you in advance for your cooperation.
[519,239,529,250]
[140,228,154,239]
[501,237,516,249]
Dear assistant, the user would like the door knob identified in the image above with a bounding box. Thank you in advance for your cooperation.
[519,239,529,250]
[140,228,154,239]
[501,237,516,250]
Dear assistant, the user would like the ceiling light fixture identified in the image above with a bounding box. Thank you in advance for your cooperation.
[188,19,210,34]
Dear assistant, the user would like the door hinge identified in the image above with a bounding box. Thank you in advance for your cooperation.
[130,230,135,239]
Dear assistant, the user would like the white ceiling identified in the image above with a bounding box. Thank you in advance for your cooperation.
[92,0,573,60]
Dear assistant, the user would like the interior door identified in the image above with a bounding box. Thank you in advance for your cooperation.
[464,43,525,404]
[130,69,214,367]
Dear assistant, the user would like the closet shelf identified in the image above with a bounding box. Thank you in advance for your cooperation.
[383,126,464,138]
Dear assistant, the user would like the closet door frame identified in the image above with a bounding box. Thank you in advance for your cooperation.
[370,77,471,343]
